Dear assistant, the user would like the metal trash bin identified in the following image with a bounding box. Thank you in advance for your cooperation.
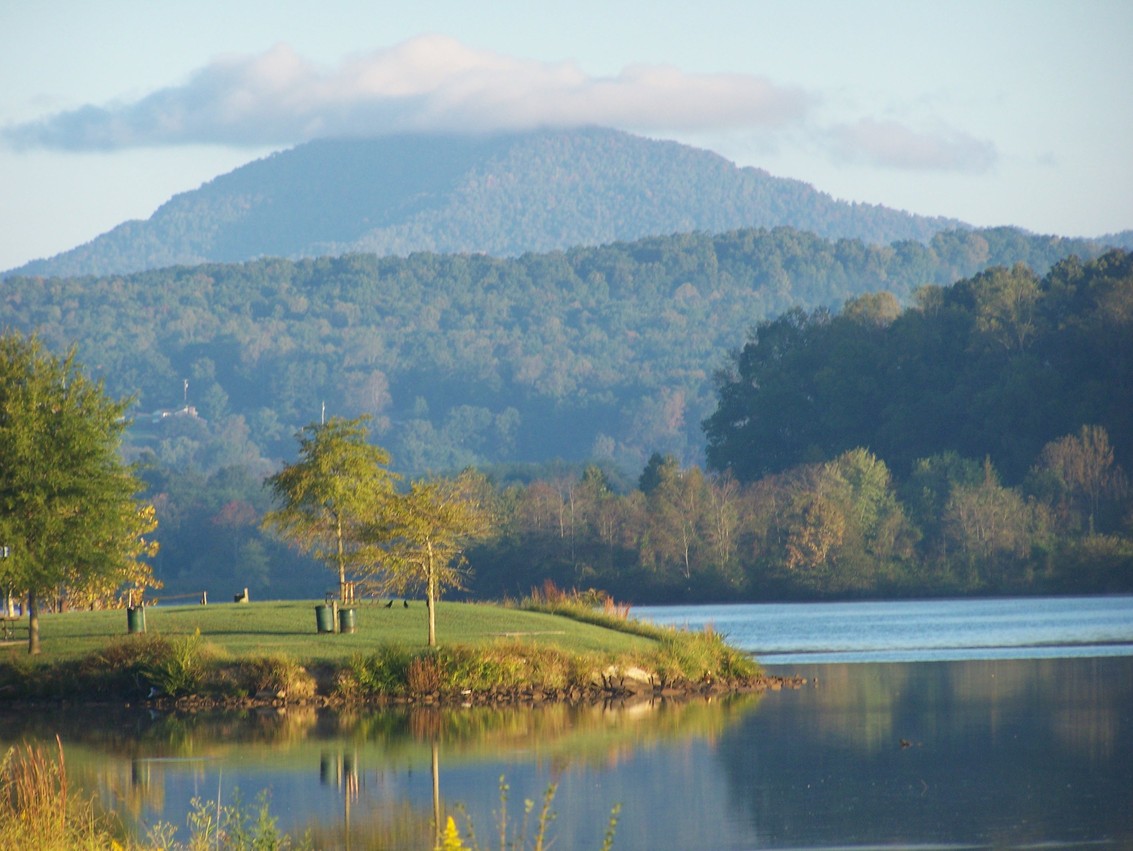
[127,606,146,634]
[338,607,356,634]
[315,604,334,634]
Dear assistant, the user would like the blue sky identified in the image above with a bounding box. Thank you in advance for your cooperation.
[2,0,1130,271]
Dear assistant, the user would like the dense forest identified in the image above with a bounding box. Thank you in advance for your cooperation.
[6,128,974,278]
[3,233,1129,602]
[2,226,1119,481]
[468,251,1133,602]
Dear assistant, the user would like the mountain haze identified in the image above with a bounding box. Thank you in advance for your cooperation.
[7,128,970,278]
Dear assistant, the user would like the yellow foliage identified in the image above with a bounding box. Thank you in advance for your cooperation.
[439,815,466,850]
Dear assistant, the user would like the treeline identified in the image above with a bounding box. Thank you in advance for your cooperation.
[136,250,1133,602]
[466,431,1131,601]
[2,226,1119,479]
[149,426,1131,605]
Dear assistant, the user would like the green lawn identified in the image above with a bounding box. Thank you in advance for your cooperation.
[1,600,657,664]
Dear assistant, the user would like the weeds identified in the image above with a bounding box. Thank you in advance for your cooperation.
[451,775,619,850]
[3,740,615,850]
[140,629,213,696]
[0,736,126,850]
[521,581,661,639]
[238,653,316,700]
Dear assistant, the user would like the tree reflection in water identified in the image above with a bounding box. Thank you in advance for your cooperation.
[2,659,1128,849]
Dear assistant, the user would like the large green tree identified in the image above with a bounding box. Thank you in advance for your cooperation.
[0,333,159,654]
[262,416,398,602]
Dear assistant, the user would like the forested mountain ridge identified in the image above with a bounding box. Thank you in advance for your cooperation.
[1,226,1121,481]
[4,127,979,278]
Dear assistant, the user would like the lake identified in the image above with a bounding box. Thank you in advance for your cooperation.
[2,596,1132,849]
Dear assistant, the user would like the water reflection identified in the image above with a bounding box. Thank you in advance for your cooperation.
[0,694,762,849]
[1,658,1130,849]
[738,658,1133,847]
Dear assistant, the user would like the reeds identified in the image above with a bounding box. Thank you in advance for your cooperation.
[0,735,122,849]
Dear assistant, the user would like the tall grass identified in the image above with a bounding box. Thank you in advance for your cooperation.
[0,736,125,850]
[520,581,660,639]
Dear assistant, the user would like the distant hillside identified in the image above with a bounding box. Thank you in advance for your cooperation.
[7,128,972,278]
[1,226,1118,478]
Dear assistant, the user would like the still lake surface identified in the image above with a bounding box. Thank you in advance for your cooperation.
[2,596,1132,849]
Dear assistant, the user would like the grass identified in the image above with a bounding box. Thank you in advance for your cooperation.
[0,600,657,664]
[0,599,759,702]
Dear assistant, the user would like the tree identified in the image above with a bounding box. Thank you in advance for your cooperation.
[378,470,491,646]
[1034,425,1127,534]
[0,333,160,654]
[971,263,1041,351]
[640,462,707,582]
[943,458,1050,590]
[262,416,397,602]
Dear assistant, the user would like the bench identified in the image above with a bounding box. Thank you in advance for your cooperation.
[1,616,25,640]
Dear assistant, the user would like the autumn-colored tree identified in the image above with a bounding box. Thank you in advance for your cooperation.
[943,459,1051,589]
[1035,425,1127,534]
[378,470,491,646]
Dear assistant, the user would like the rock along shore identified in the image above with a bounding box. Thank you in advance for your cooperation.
[137,672,812,712]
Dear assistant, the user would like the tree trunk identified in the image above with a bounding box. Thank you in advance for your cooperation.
[426,541,437,647]
[336,514,347,603]
[431,740,442,848]
[27,589,40,655]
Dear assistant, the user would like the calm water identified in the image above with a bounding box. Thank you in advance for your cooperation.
[2,596,1131,849]
[635,594,1133,663]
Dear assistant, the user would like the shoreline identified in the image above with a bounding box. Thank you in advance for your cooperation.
[0,671,812,711]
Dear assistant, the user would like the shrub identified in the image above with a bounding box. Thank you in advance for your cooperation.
[650,626,759,683]
[238,654,317,700]
[407,652,445,694]
[344,645,417,697]
[140,629,225,697]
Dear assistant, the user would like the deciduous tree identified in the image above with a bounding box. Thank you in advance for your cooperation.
[0,333,160,653]
[378,470,491,646]
[262,416,397,602]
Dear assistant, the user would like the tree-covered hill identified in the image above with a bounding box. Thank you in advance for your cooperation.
[5,127,976,278]
[1,226,1120,480]
[704,250,1133,485]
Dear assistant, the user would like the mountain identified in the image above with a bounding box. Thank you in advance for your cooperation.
[6,127,971,278]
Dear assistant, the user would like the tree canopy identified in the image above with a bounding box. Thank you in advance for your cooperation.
[0,332,159,653]
[262,416,398,602]
[703,250,1133,485]
[377,469,492,645]
[1,229,1119,481]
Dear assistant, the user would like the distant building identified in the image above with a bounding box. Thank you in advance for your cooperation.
[150,405,200,424]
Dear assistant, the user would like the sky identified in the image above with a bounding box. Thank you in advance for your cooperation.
[2,0,1131,272]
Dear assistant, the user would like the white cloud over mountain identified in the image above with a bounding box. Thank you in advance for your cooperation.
[2,35,993,174]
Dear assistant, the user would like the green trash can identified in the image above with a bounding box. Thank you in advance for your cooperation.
[127,606,146,634]
[315,604,334,634]
[338,607,356,634]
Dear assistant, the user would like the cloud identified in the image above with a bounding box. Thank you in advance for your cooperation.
[826,117,997,173]
[2,36,814,151]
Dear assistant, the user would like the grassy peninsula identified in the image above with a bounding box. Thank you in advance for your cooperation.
[0,599,774,706]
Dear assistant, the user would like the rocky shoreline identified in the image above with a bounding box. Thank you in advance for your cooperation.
[133,671,812,712]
